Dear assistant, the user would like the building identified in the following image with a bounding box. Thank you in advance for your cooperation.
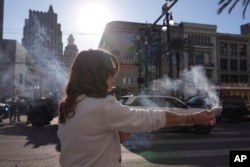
[0,39,44,99]
[21,5,64,96]
[62,34,78,70]
[0,0,3,40]
[99,21,219,96]
[216,33,249,84]
[180,22,217,83]
[99,21,169,95]
[241,23,250,35]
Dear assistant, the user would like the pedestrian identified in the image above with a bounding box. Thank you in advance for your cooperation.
[57,49,215,167]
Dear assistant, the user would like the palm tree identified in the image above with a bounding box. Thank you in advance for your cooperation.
[217,0,250,18]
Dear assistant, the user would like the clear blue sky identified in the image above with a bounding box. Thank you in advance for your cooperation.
[3,0,250,51]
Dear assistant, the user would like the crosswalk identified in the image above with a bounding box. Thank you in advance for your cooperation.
[121,125,250,166]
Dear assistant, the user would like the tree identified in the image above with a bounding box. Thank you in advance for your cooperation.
[217,0,250,18]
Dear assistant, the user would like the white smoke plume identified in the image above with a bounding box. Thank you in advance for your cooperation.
[153,65,220,107]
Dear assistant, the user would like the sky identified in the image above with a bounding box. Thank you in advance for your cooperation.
[3,0,250,52]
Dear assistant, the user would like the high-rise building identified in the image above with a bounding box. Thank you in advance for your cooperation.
[21,5,64,96]
[241,23,250,35]
[22,5,63,62]
[0,0,4,40]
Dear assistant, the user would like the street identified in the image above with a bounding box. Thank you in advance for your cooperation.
[0,116,250,167]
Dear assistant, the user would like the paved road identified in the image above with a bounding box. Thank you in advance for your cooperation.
[121,121,250,167]
[0,116,250,167]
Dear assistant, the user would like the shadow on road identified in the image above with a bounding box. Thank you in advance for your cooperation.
[0,121,61,152]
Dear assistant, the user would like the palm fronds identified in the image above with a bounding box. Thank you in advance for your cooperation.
[217,0,249,18]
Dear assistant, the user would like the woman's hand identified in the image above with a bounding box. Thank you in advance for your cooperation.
[165,110,215,127]
[192,110,215,125]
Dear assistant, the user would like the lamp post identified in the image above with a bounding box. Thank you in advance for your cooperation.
[162,0,177,78]
[135,0,178,94]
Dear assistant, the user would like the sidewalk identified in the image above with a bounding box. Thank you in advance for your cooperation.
[0,115,60,167]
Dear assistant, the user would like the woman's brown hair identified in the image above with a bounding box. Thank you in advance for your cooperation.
[58,49,119,123]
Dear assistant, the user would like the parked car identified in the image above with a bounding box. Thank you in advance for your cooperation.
[123,95,216,135]
[0,102,10,122]
[119,95,133,104]
[185,95,248,123]
[185,95,212,109]
[220,96,248,123]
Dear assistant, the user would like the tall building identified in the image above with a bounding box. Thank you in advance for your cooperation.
[22,5,63,61]
[62,34,78,70]
[21,5,64,96]
[0,0,4,40]
[241,23,250,35]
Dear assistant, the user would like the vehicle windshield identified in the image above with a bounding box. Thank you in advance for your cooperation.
[129,97,187,108]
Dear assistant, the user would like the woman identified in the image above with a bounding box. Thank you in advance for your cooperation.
[57,49,214,167]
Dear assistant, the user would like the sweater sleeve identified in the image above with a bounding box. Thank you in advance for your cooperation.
[104,96,166,133]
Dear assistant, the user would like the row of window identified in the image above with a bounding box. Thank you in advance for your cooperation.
[220,74,248,83]
[220,59,247,71]
[186,34,212,45]
[219,43,247,57]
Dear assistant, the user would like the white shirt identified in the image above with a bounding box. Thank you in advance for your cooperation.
[57,95,166,167]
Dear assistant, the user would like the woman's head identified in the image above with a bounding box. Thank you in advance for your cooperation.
[58,49,119,123]
[67,49,119,98]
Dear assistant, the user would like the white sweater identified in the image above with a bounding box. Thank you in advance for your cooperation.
[57,95,166,167]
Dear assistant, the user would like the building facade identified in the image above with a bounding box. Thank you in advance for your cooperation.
[99,21,173,96]
[241,23,250,35]
[180,22,217,83]
[0,0,3,40]
[62,34,78,70]
[21,5,64,96]
[99,21,220,96]
[0,39,43,100]
[217,33,249,84]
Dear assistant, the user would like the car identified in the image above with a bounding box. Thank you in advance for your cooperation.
[0,102,10,122]
[185,95,248,123]
[123,95,219,135]
[220,96,249,123]
[119,95,133,105]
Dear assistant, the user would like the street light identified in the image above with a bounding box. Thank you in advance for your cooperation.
[135,0,178,93]
[162,13,174,32]
[162,0,177,79]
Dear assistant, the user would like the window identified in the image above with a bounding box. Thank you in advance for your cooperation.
[19,74,23,84]
[230,59,238,71]
[122,52,134,62]
[220,43,227,56]
[240,75,248,83]
[229,44,237,57]
[123,76,134,85]
[230,75,239,82]
[194,52,203,65]
[240,60,247,71]
[122,33,134,42]
[220,59,228,70]
[239,44,247,57]
[221,74,229,82]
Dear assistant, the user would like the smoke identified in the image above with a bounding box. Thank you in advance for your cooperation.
[153,65,220,108]
[0,47,16,98]
[25,15,68,98]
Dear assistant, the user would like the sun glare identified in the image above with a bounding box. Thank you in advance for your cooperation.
[77,3,112,34]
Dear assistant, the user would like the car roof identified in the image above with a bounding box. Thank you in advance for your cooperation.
[124,95,183,105]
